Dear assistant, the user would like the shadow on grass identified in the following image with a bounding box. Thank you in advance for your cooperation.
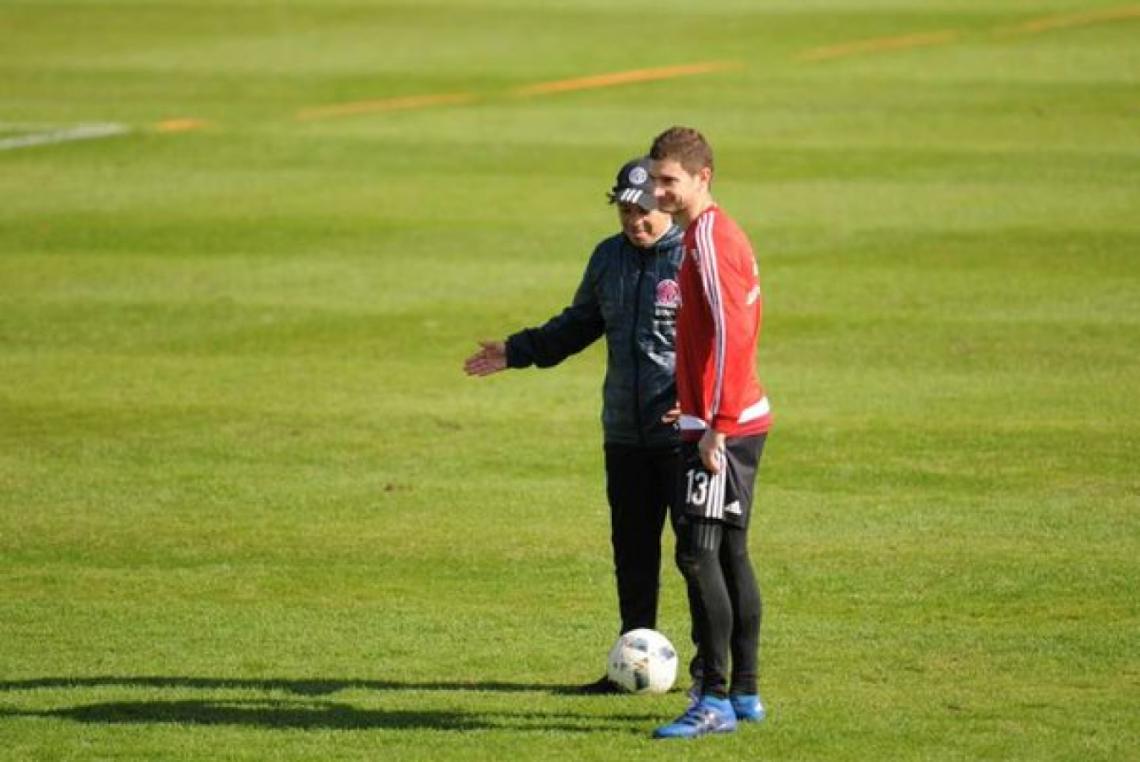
[0,676,583,696]
[1,699,646,733]
[0,677,664,733]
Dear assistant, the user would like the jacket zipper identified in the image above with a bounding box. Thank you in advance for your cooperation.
[631,250,647,446]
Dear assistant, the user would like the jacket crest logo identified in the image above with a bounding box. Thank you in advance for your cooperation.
[655,279,681,308]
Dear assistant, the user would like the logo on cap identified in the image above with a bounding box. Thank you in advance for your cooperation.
[628,166,649,186]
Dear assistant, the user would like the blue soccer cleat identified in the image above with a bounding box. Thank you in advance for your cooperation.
[652,695,737,739]
[730,693,766,722]
[686,681,701,708]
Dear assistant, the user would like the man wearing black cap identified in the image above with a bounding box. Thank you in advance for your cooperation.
[464,157,685,693]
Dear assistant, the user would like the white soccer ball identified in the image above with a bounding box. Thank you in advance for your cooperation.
[606,628,678,694]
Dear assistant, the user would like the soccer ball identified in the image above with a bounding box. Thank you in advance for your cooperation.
[606,628,678,694]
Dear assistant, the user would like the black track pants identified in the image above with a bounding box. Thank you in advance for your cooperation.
[673,433,766,698]
[604,443,679,634]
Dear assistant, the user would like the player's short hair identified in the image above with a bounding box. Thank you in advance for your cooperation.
[649,126,714,176]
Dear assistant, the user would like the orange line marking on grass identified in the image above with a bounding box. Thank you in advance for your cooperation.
[154,118,210,133]
[291,62,740,122]
[512,61,742,97]
[999,4,1140,36]
[296,92,478,121]
[798,30,960,62]
[149,9,1140,130]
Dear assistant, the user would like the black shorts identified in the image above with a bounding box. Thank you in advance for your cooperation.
[676,434,766,529]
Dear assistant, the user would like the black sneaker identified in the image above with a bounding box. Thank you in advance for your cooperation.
[573,676,623,695]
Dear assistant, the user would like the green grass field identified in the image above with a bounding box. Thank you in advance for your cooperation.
[2,1,1138,759]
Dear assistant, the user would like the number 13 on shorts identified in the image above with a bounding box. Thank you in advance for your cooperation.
[685,467,712,508]
[681,449,728,520]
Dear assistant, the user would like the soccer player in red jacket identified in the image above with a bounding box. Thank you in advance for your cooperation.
[648,126,772,739]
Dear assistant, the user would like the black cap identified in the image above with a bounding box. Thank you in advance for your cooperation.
[608,157,656,211]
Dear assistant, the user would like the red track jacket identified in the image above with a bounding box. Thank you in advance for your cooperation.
[675,205,772,440]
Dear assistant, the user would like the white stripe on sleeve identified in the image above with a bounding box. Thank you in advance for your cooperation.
[696,213,726,421]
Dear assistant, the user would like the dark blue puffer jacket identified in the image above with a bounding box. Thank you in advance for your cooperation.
[506,226,684,447]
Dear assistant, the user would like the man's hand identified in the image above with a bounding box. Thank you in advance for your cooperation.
[698,428,727,474]
[463,340,508,376]
[661,403,681,425]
